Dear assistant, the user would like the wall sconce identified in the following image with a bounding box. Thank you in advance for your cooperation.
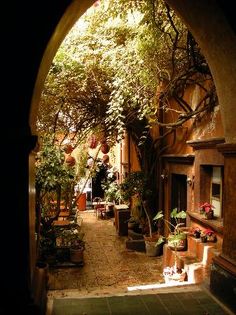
[186,175,194,186]
[161,170,168,180]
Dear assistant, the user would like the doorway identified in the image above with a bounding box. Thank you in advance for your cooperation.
[170,173,187,229]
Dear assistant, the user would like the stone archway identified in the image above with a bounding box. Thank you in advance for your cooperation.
[28,0,236,310]
[2,0,234,312]
[29,0,94,134]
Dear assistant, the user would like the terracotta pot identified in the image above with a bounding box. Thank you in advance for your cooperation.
[194,231,201,238]
[205,210,214,220]
[63,144,73,154]
[65,155,76,166]
[167,233,187,251]
[88,135,98,149]
[101,143,110,154]
[70,248,84,264]
[201,235,207,243]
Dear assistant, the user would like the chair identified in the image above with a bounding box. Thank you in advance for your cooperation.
[92,197,107,219]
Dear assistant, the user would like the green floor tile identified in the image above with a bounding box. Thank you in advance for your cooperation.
[51,291,232,315]
[52,298,110,315]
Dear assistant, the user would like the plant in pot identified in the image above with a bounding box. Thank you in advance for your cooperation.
[200,228,216,243]
[127,199,143,233]
[153,208,188,282]
[167,208,187,251]
[69,231,85,265]
[56,227,85,264]
[35,134,77,262]
[103,181,121,203]
[199,202,215,219]
[120,171,162,256]
[153,208,187,251]
[189,226,202,239]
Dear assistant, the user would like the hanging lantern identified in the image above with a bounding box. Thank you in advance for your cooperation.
[65,155,76,166]
[63,144,73,154]
[101,143,110,154]
[88,135,98,149]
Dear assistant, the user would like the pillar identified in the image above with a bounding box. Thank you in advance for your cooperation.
[210,143,236,313]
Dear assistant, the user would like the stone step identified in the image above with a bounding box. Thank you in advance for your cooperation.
[163,241,220,284]
[187,235,218,265]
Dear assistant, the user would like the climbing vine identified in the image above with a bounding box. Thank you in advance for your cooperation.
[38,0,218,210]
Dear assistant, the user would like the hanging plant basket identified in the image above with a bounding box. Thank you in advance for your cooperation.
[88,135,98,149]
[101,143,110,154]
[65,155,76,166]
[63,144,73,154]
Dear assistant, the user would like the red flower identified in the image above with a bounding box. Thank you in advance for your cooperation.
[204,229,214,236]
[200,202,215,213]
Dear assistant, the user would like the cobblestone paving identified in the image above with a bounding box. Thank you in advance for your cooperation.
[47,211,234,315]
[48,210,164,295]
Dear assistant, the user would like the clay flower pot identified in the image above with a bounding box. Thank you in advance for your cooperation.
[205,210,214,220]
[63,144,73,154]
[101,143,110,154]
[65,155,76,166]
[88,135,98,149]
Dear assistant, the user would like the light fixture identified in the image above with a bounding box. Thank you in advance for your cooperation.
[160,169,168,180]
[186,175,194,186]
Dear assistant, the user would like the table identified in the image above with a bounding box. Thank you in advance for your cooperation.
[58,211,70,220]
[52,220,71,227]
[114,204,130,236]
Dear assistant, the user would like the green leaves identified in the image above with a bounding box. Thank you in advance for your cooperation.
[153,211,164,221]
[170,208,187,220]
[35,134,76,191]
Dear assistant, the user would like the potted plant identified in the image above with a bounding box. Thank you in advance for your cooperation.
[200,230,208,243]
[153,209,188,283]
[163,265,187,283]
[119,172,162,256]
[200,229,216,243]
[153,208,187,251]
[191,227,202,238]
[103,181,121,204]
[56,227,85,264]
[199,202,215,219]
[35,134,77,249]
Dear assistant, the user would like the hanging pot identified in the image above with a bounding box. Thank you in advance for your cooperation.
[63,144,73,154]
[101,143,110,154]
[88,135,98,149]
[65,155,76,166]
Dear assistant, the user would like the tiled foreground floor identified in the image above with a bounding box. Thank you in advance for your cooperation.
[47,211,234,315]
[51,290,231,315]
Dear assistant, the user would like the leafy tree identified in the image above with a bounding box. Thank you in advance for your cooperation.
[35,134,76,226]
[37,0,217,212]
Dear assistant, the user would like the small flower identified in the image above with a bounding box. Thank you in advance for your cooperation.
[200,229,216,242]
[193,227,201,233]
[201,229,214,236]
[200,202,215,213]
[204,229,214,236]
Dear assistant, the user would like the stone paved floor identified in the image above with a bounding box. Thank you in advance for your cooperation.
[46,210,234,315]
[48,210,164,292]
